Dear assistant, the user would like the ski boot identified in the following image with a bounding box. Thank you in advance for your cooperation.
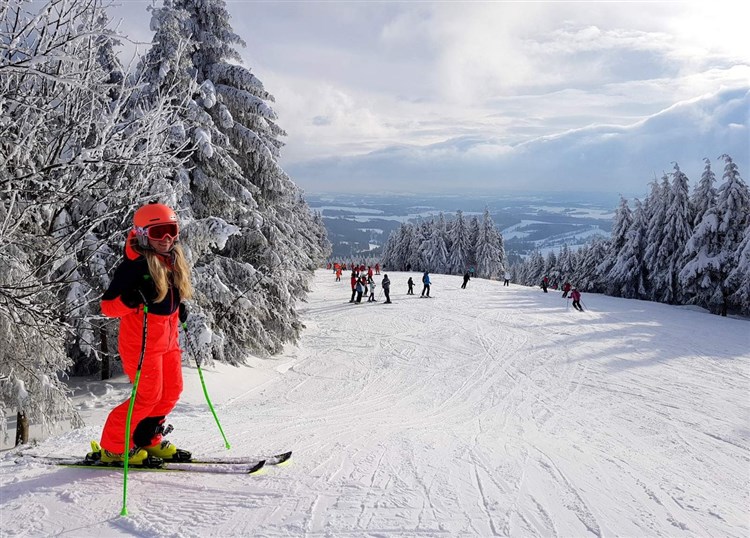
[144,440,192,462]
[85,440,162,467]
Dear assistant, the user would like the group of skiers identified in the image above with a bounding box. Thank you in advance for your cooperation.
[329,261,379,283]
[545,278,584,311]
[336,263,585,312]
[405,272,432,296]
[347,266,391,304]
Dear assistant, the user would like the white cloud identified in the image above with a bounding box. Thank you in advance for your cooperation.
[107,1,750,194]
[285,88,749,194]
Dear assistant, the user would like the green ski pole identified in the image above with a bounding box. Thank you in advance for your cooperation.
[181,320,230,449]
[120,298,149,517]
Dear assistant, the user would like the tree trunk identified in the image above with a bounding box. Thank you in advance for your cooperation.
[15,411,28,446]
[100,327,110,380]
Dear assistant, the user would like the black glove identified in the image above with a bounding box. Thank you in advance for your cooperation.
[178,302,188,323]
[120,288,143,309]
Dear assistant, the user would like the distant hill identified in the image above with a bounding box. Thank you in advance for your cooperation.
[307,192,617,260]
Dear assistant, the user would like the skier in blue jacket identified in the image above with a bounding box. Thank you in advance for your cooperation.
[421,271,431,297]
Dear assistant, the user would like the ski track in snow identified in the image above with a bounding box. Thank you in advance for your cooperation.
[1,270,749,537]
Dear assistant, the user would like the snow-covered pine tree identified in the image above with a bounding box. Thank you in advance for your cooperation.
[420,216,449,274]
[545,251,559,286]
[466,215,480,272]
[141,0,328,362]
[727,224,750,315]
[608,199,649,298]
[0,0,189,438]
[653,163,692,304]
[475,208,504,279]
[410,221,430,271]
[448,210,470,275]
[600,195,632,294]
[575,238,609,293]
[691,158,717,228]
[644,175,670,300]
[557,244,574,285]
[526,250,546,287]
[380,229,399,269]
[497,229,507,275]
[383,223,412,270]
[680,155,750,315]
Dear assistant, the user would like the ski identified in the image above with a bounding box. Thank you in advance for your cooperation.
[19,455,266,475]
[18,450,290,470]
[188,451,292,466]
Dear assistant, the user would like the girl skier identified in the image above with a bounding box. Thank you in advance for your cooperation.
[90,203,193,465]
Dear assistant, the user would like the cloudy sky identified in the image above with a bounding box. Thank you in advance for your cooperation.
[111,1,749,196]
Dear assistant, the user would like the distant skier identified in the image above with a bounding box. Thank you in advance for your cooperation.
[355,278,364,303]
[570,288,583,311]
[503,271,510,286]
[421,271,431,297]
[375,263,381,275]
[407,277,415,295]
[367,277,377,302]
[349,272,357,303]
[541,276,549,293]
[562,282,571,298]
[382,274,392,303]
[461,271,470,289]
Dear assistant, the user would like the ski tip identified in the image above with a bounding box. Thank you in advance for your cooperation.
[274,451,293,466]
[248,460,266,474]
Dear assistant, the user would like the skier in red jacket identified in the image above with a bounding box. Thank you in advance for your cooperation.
[570,288,584,311]
[349,272,358,303]
[562,282,571,298]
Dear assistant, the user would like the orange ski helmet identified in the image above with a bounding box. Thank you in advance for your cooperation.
[133,203,179,248]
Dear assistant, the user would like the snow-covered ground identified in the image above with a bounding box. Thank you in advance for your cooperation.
[1,269,748,537]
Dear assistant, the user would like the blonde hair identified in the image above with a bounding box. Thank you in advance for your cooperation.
[135,242,193,303]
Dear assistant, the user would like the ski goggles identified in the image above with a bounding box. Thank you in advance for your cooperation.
[145,222,179,241]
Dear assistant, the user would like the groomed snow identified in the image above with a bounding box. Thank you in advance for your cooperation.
[1,269,748,537]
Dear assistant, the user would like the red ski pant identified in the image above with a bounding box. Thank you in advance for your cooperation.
[100,310,183,453]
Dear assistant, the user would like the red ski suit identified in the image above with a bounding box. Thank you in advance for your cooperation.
[99,232,183,453]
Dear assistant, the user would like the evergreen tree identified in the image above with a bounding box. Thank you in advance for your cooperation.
[447,210,470,274]
[475,208,504,278]
[0,0,189,436]
[466,216,480,271]
[557,244,574,284]
[545,251,559,286]
[644,176,669,299]
[600,196,632,293]
[527,251,546,286]
[576,238,609,292]
[421,216,449,274]
[382,223,408,270]
[727,224,750,314]
[142,0,328,362]
[410,221,430,271]
[680,155,750,315]
[609,199,648,298]
[654,163,692,303]
[691,158,717,228]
